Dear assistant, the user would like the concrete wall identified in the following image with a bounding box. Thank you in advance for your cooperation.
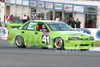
[10,5,16,16]
[17,6,23,19]
[23,6,31,19]
[97,5,100,28]
[0,2,5,27]
[9,5,31,20]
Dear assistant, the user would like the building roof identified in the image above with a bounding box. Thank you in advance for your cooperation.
[38,0,100,6]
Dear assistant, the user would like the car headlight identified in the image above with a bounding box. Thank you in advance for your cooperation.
[90,37,94,40]
[68,37,80,40]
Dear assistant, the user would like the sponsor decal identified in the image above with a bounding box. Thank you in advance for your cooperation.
[64,5,72,11]
[54,4,62,10]
[74,6,84,13]
[0,28,6,37]
[42,32,49,44]
[10,0,16,4]
[7,36,13,40]
[23,0,29,6]
[16,0,22,5]
[42,32,49,35]
[30,1,36,7]
[96,30,100,39]
[46,3,53,9]
[76,28,91,35]
[37,2,44,8]
[70,33,84,36]
[84,29,91,35]
[85,6,97,14]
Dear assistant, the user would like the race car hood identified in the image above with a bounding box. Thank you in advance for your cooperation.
[56,31,91,37]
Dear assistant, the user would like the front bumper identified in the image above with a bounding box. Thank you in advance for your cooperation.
[64,40,95,49]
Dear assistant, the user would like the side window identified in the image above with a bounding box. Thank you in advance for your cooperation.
[36,22,49,32]
[27,22,36,30]
[22,23,29,30]
[36,22,43,31]
[22,22,36,30]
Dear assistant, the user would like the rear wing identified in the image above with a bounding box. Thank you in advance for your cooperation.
[7,23,22,31]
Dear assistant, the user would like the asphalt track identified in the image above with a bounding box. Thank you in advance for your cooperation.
[0,40,100,67]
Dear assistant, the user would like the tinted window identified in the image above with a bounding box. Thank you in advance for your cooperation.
[46,22,74,31]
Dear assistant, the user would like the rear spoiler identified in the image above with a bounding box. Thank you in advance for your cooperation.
[7,23,22,31]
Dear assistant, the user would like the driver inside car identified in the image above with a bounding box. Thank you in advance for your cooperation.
[40,24,48,32]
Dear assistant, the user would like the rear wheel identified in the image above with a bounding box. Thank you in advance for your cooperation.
[54,38,64,50]
[15,36,26,48]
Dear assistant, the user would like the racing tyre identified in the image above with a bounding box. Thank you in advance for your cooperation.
[41,47,48,49]
[15,36,26,48]
[54,38,64,50]
[80,49,89,51]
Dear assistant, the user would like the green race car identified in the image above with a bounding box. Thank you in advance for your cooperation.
[7,20,95,50]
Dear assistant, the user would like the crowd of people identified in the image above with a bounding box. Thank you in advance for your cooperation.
[66,17,81,28]
[2,13,95,29]
[56,16,81,28]
[56,16,95,28]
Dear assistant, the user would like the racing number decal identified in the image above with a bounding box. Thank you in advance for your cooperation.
[42,35,49,44]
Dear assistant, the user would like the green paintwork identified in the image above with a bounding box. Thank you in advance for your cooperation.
[7,20,95,49]
[7,23,23,31]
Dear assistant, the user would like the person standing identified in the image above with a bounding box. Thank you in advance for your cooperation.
[56,16,60,21]
[68,17,72,26]
[87,17,93,28]
[66,17,70,25]
[22,14,28,24]
[71,17,75,28]
[27,15,30,21]
[31,14,34,20]
[76,19,81,28]
[9,14,13,23]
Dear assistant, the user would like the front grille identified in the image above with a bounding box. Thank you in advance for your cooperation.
[80,38,88,40]
[80,44,89,46]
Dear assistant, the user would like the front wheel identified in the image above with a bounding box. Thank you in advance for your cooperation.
[15,36,26,48]
[54,38,64,50]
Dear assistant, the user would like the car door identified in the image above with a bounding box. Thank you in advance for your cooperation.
[34,22,50,47]
[21,21,36,46]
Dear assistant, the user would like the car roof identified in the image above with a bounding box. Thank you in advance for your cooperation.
[31,20,63,23]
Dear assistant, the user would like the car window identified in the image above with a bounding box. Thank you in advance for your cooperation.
[22,21,36,31]
[36,22,49,32]
[22,23,29,30]
[36,22,44,31]
[27,22,36,30]
[46,22,74,31]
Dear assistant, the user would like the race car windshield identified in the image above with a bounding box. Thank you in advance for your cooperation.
[46,22,74,31]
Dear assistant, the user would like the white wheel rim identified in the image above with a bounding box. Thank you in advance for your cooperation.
[54,38,63,48]
[16,37,23,46]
